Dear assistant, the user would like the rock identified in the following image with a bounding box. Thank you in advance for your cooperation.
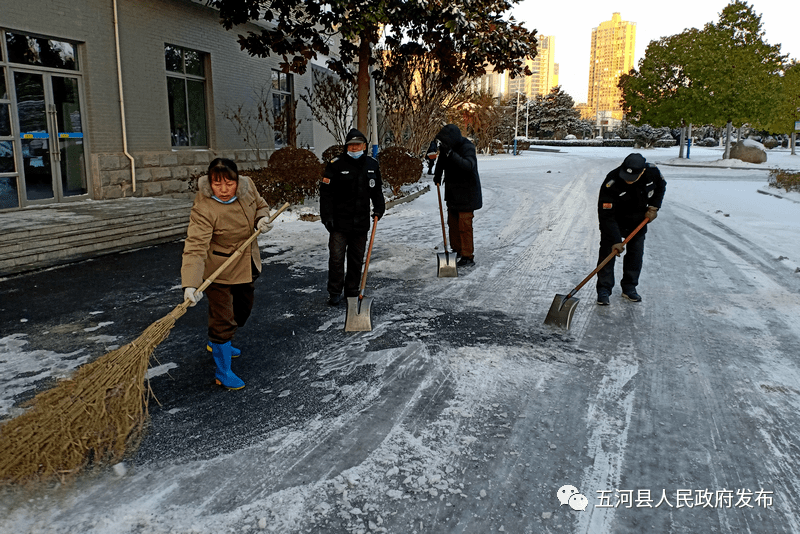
[730,142,767,163]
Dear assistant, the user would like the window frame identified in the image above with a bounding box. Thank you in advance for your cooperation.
[271,69,294,148]
[165,44,209,148]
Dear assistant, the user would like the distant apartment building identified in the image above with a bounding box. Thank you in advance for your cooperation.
[587,13,635,134]
[470,64,506,99]
[1,0,336,211]
[505,35,558,101]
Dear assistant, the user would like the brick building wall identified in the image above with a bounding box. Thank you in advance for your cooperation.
[3,0,317,204]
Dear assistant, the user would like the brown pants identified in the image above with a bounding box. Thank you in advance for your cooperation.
[205,280,255,344]
[447,210,475,259]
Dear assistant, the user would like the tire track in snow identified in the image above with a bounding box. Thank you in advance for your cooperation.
[428,159,602,322]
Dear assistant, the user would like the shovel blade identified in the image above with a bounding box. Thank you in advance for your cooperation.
[345,296,373,332]
[436,252,458,278]
[543,294,580,329]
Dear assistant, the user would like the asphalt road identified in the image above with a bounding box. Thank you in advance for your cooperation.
[2,149,800,534]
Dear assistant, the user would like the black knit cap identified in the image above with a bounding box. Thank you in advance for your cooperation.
[345,128,368,145]
[618,153,646,180]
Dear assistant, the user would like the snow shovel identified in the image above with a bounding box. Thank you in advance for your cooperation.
[543,218,649,329]
[345,215,379,332]
[435,183,458,277]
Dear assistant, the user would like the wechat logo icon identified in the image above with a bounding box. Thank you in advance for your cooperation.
[557,484,589,511]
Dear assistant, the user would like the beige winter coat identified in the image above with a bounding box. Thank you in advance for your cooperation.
[181,175,270,288]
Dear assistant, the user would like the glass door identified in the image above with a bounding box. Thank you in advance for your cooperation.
[13,70,86,203]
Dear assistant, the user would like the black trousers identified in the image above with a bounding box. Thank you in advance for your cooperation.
[596,230,646,295]
[327,229,368,297]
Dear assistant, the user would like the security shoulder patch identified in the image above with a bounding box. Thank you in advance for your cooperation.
[369,178,376,188]
[602,203,613,209]
[330,157,339,163]
[648,190,654,198]
[367,169,375,173]
[605,179,615,188]
[322,177,331,184]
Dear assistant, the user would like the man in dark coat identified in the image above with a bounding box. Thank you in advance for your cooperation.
[320,129,386,305]
[433,124,482,266]
[596,153,666,305]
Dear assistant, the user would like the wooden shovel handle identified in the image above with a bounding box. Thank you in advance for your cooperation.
[566,217,649,299]
[436,183,449,249]
[358,215,379,299]
[192,202,290,297]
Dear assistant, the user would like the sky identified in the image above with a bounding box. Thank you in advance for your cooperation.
[510,0,798,104]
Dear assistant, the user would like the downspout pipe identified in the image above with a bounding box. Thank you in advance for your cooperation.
[113,0,136,193]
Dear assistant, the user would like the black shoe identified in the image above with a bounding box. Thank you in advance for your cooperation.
[328,293,343,306]
[597,292,610,306]
[456,257,474,267]
[622,291,642,302]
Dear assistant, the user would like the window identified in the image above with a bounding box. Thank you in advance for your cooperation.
[5,32,77,70]
[0,50,19,208]
[165,44,208,147]
[271,69,294,147]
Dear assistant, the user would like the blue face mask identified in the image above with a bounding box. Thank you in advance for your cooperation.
[348,150,364,159]
[212,195,238,204]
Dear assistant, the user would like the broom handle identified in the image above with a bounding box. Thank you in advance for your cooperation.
[358,215,379,299]
[188,202,290,300]
[566,217,649,299]
[436,183,449,249]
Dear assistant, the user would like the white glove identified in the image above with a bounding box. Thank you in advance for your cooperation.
[184,287,203,306]
[257,218,273,233]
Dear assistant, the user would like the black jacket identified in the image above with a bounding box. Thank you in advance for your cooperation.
[434,124,482,212]
[320,152,385,233]
[598,163,666,243]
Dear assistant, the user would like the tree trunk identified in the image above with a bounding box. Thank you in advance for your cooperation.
[356,39,371,134]
[724,121,733,159]
[679,123,685,158]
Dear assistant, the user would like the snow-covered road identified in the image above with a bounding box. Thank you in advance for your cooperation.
[2,146,800,533]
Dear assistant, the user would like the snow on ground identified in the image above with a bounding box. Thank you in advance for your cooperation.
[2,144,800,533]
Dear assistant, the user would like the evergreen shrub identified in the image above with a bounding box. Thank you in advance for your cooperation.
[378,146,423,196]
[250,147,324,206]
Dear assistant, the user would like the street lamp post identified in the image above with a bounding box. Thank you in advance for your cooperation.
[525,101,530,138]
[514,90,520,156]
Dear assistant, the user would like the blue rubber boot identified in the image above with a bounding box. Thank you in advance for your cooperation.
[210,341,245,390]
[207,342,241,358]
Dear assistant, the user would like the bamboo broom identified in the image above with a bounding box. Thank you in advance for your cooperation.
[0,203,290,485]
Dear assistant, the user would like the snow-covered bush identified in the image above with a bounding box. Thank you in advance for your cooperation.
[769,168,800,193]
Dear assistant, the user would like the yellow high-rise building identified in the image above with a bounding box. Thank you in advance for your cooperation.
[587,13,636,131]
[505,35,558,101]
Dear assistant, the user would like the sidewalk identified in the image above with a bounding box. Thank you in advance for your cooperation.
[0,185,432,279]
[0,197,193,278]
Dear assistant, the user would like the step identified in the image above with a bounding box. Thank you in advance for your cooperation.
[0,223,189,276]
[0,214,189,256]
[0,206,191,245]
[0,197,194,277]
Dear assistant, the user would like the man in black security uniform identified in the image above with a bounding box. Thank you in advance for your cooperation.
[320,129,386,306]
[596,153,666,306]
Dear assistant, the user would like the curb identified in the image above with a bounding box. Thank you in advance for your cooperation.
[386,185,430,209]
[756,189,800,204]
